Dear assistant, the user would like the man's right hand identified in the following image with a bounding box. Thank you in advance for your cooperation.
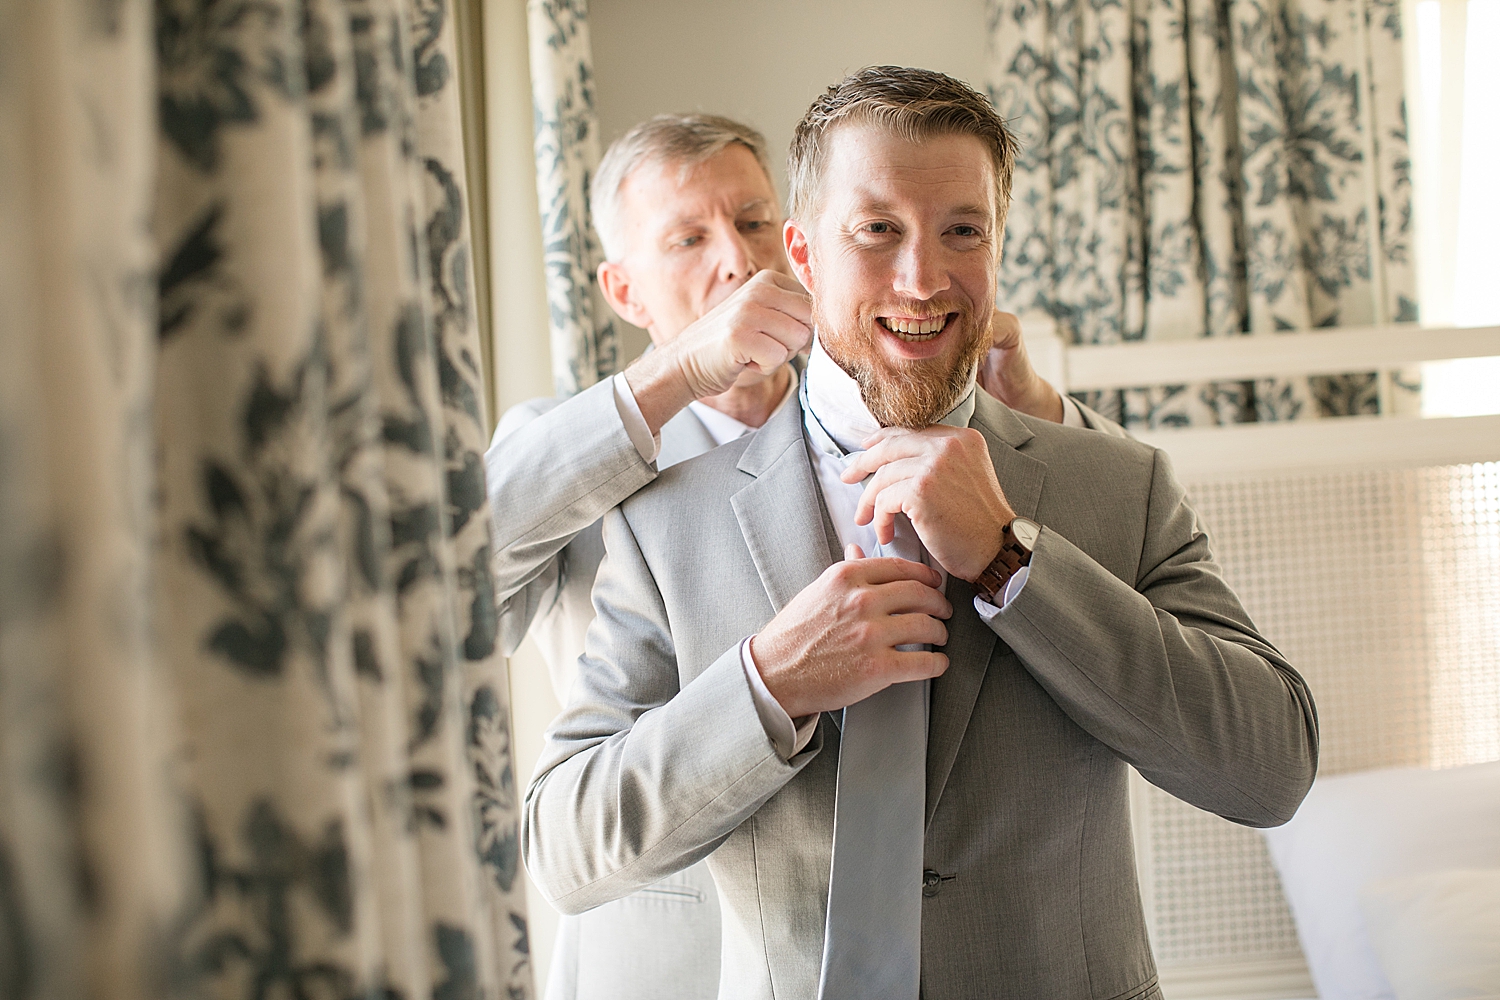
[625,271,812,434]
[748,545,952,720]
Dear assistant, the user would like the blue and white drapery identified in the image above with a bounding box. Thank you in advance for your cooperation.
[0,1,531,997]
[528,0,620,396]
[987,0,1419,426]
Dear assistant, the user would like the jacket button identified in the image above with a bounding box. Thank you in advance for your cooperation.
[922,869,942,898]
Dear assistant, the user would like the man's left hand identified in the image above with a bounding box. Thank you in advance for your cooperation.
[841,426,1016,582]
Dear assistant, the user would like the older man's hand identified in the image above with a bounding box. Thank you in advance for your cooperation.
[978,309,1064,423]
[669,270,812,397]
[841,424,1016,582]
[624,271,811,434]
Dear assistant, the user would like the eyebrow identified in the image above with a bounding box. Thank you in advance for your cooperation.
[660,198,775,232]
[852,196,992,219]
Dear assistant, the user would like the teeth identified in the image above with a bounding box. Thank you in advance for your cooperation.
[879,315,949,340]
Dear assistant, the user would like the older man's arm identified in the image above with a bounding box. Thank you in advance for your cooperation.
[489,273,812,659]
[521,504,821,914]
[486,378,660,659]
[985,448,1318,827]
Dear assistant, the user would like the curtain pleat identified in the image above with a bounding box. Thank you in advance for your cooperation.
[988,0,1419,427]
[526,0,618,397]
[0,1,532,997]
[1,3,188,998]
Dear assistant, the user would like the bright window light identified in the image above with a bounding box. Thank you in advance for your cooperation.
[1453,0,1500,327]
[1421,357,1500,417]
[1409,0,1500,328]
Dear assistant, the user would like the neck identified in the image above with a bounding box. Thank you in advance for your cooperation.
[697,365,792,428]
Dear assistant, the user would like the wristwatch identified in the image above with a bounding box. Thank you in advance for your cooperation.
[973,516,1041,605]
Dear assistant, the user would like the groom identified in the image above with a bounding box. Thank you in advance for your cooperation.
[522,66,1318,999]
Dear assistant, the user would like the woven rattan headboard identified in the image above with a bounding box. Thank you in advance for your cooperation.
[1040,323,1500,998]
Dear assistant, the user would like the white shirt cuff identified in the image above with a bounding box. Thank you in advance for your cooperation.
[1060,394,1085,428]
[739,637,818,759]
[973,564,1030,620]
[612,371,662,463]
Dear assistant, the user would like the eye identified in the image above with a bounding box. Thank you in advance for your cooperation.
[951,225,983,238]
[739,220,769,232]
[676,235,702,248]
[865,221,894,234]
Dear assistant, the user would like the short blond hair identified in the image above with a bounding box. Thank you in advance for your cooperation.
[591,113,774,261]
[787,66,1018,226]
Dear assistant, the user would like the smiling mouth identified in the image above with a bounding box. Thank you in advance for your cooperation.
[878,313,956,342]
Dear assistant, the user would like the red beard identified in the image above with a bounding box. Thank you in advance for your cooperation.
[817,302,990,428]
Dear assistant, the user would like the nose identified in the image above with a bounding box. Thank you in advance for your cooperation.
[714,224,757,285]
[892,234,950,301]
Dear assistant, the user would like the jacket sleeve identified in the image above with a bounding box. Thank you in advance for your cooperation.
[521,505,821,914]
[986,447,1318,827]
[486,378,659,657]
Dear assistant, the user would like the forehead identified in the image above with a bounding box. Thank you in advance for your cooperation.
[817,124,995,216]
[618,144,778,227]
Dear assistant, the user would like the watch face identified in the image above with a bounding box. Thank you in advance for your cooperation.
[1011,517,1041,550]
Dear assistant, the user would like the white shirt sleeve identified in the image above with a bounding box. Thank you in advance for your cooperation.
[972,564,1030,621]
[612,371,662,463]
[1060,394,1086,428]
[739,637,819,759]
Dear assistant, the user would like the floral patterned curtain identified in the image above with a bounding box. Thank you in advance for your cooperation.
[988,0,1418,426]
[527,0,619,397]
[0,1,531,997]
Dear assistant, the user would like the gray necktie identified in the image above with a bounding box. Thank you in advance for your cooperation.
[817,507,928,1000]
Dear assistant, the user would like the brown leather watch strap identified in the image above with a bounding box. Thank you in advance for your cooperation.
[973,519,1033,605]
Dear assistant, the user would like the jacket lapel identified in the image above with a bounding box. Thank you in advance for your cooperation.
[730,398,835,613]
[925,392,1049,825]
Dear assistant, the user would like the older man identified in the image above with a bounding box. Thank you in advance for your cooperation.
[521,71,1318,1000]
[488,114,1096,999]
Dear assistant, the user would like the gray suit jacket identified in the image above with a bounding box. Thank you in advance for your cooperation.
[523,389,1318,1000]
[490,376,719,698]
[489,377,724,1000]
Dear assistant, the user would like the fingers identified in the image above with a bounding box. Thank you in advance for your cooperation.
[734,301,813,355]
[845,426,960,477]
[851,457,924,527]
[867,580,952,620]
[836,553,941,589]
[887,648,950,682]
[883,612,951,649]
[848,472,918,543]
[845,542,866,560]
[989,309,1023,351]
[746,270,813,324]
[757,268,815,303]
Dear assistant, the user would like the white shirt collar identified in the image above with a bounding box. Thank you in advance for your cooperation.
[804,336,884,454]
[803,333,978,454]
[687,368,800,447]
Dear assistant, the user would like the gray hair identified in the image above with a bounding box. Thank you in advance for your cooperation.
[591,113,774,261]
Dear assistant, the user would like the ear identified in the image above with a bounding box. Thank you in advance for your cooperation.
[783,219,815,294]
[597,260,653,329]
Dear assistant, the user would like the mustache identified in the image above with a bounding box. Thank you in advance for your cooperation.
[864,298,971,319]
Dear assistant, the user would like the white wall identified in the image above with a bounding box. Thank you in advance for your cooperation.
[590,0,989,358]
